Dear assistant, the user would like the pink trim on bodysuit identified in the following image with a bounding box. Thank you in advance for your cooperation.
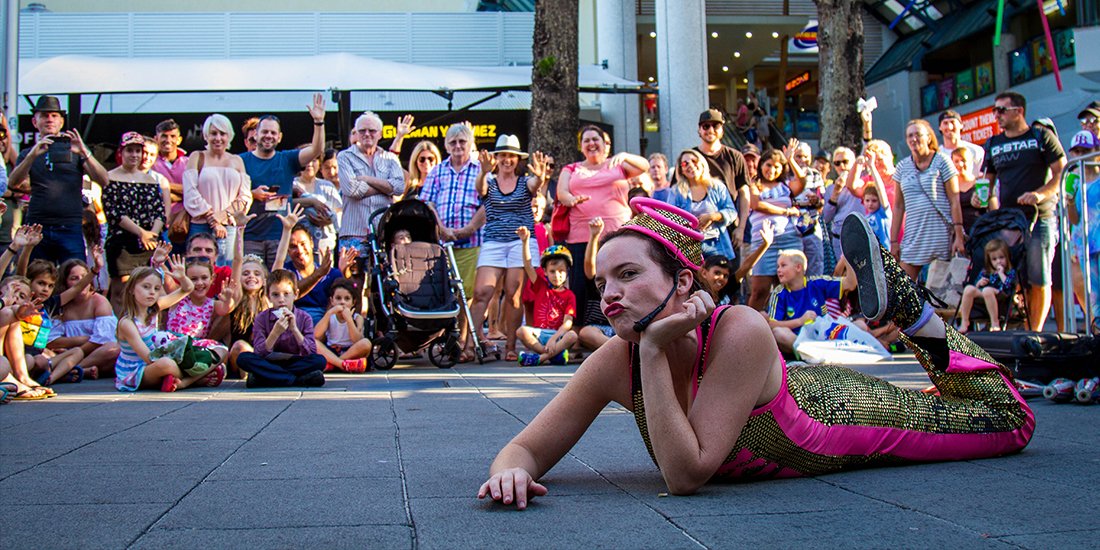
[762,353,1034,463]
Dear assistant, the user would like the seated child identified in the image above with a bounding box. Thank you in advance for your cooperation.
[515,226,578,365]
[20,261,87,385]
[767,250,856,355]
[314,278,372,373]
[700,219,776,305]
[958,238,1016,333]
[389,229,414,277]
[115,259,225,392]
[0,276,61,396]
[165,256,236,359]
[578,217,615,351]
[50,255,121,379]
[236,269,327,387]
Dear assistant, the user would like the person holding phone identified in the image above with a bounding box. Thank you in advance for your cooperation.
[8,96,109,265]
[240,94,327,268]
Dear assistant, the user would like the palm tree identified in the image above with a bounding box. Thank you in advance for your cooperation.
[530,0,580,179]
[815,0,866,152]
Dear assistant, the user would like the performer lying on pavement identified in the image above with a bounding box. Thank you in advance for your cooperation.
[478,198,1034,509]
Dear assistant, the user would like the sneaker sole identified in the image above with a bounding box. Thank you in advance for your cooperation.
[841,213,888,323]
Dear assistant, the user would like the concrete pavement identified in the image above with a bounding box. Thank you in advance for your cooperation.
[1,354,1097,549]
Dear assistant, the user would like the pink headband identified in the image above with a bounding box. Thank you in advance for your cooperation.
[621,197,705,270]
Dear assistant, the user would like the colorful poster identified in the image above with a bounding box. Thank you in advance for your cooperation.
[1010,47,1032,85]
[975,62,994,97]
[1054,29,1075,67]
[1032,39,1053,76]
[921,84,939,116]
[955,69,974,104]
[937,77,956,111]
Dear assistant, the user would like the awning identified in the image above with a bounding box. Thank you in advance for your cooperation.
[18,53,644,96]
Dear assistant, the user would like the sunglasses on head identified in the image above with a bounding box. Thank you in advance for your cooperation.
[992,105,1021,114]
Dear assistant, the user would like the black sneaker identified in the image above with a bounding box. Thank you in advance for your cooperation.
[295,370,326,387]
[841,213,928,329]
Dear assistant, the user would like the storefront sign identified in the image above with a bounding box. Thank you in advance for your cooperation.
[790,21,818,54]
[960,106,1000,145]
[785,71,811,92]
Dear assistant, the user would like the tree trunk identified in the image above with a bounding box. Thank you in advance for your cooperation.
[815,0,865,153]
[530,0,580,178]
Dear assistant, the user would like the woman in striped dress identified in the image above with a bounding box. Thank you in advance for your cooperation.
[468,135,552,361]
[891,119,966,280]
[746,149,806,311]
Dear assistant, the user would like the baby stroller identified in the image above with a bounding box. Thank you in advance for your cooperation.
[365,200,485,369]
[951,208,1031,329]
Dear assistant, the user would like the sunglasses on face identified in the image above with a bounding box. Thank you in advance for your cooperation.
[416,156,436,163]
[699,122,722,130]
[185,256,212,264]
[833,159,850,166]
[992,105,1022,115]
[1082,117,1099,125]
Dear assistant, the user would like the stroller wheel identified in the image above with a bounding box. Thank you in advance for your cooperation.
[429,334,460,369]
[372,337,398,371]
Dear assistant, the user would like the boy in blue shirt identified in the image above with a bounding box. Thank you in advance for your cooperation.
[767,250,855,354]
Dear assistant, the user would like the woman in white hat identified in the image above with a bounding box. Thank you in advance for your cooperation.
[466,135,553,362]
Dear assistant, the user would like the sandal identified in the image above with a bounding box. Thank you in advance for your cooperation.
[160,375,178,393]
[197,365,226,387]
[60,366,84,384]
[504,350,519,362]
[13,387,49,401]
[457,349,476,364]
[0,382,15,404]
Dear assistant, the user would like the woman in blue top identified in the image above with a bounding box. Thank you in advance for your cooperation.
[469,135,552,361]
[666,150,736,260]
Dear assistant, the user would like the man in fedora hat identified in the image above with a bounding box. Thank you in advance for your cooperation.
[9,95,109,265]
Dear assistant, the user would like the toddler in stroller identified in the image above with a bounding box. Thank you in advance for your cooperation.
[370,200,477,369]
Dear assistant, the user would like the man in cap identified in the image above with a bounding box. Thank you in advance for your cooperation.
[938,110,985,181]
[9,95,109,264]
[694,109,749,249]
[1079,101,1099,141]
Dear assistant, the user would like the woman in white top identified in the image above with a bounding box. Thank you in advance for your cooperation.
[891,119,965,280]
[183,114,252,266]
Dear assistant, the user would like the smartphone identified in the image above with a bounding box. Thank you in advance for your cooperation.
[47,135,72,164]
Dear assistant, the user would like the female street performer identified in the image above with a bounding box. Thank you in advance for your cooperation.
[478,198,1033,509]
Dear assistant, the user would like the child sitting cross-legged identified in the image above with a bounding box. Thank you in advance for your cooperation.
[514,226,578,366]
[767,249,856,355]
[958,238,1016,333]
[314,278,372,373]
[236,269,327,388]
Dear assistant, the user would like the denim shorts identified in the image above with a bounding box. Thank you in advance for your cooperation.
[1026,216,1058,286]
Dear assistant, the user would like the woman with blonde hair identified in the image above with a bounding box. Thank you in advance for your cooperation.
[665,149,736,259]
[401,140,441,201]
[891,119,965,280]
[182,113,252,266]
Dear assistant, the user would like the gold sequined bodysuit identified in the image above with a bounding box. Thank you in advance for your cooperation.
[629,306,1034,481]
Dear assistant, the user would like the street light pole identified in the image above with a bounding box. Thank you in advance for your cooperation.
[3,0,18,151]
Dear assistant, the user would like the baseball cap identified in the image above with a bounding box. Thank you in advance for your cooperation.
[699,109,726,125]
[741,143,760,158]
[938,110,962,123]
[1069,130,1099,151]
[1078,101,1100,120]
[119,131,145,148]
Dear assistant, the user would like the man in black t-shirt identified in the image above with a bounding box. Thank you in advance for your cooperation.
[981,91,1066,330]
[693,109,749,249]
[8,96,109,265]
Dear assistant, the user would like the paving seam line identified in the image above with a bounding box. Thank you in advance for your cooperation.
[389,390,419,549]
[125,396,300,549]
[0,397,206,481]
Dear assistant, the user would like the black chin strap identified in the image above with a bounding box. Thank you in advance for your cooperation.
[633,278,681,333]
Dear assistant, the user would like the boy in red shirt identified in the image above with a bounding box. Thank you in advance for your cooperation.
[515,227,577,365]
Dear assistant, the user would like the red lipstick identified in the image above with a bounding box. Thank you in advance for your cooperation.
[603,303,625,318]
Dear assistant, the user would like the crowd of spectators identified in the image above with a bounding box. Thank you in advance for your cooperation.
[0,90,1097,402]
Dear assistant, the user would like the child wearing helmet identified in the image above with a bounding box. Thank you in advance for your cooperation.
[514,227,578,365]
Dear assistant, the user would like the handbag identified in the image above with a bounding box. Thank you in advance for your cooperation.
[168,152,203,243]
[550,202,570,243]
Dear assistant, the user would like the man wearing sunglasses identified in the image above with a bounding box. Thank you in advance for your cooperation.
[1080,101,1099,141]
[982,91,1066,331]
[694,109,749,251]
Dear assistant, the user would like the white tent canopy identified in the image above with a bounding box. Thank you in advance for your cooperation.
[19,53,643,95]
